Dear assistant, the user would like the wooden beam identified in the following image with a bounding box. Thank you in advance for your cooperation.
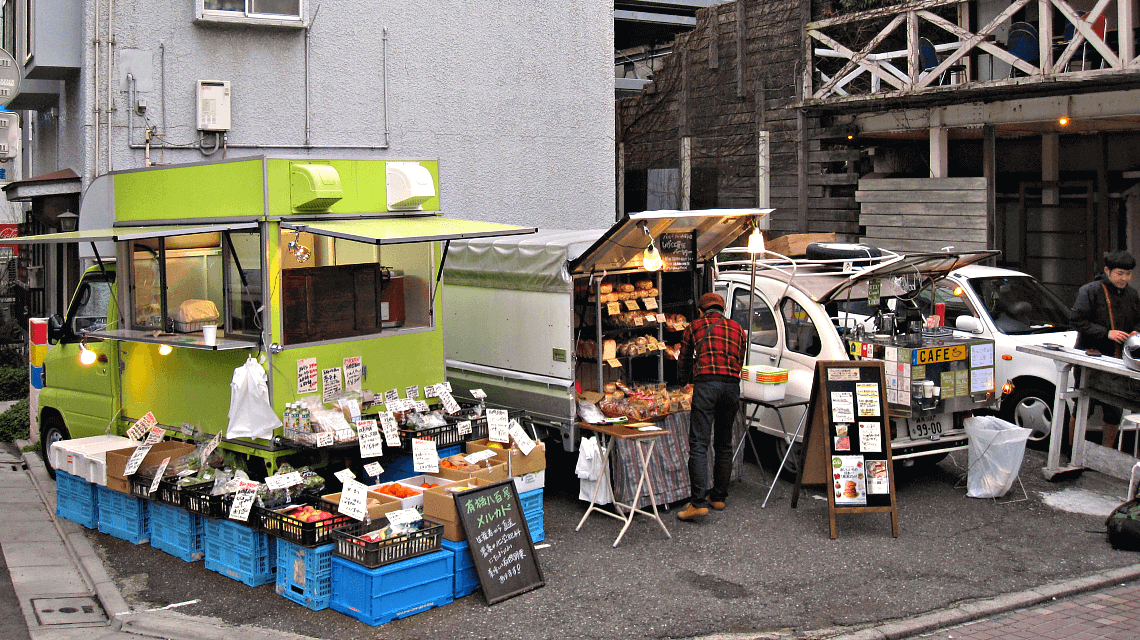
[856,190,988,203]
[736,0,746,98]
[861,214,987,228]
[858,177,986,190]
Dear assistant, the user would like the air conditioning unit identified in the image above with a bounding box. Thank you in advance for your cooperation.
[386,162,436,211]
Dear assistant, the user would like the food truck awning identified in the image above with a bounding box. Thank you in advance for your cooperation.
[567,209,771,275]
[280,217,536,245]
[814,250,1001,304]
[11,222,260,244]
[444,229,609,294]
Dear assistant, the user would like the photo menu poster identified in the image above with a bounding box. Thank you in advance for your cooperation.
[824,364,892,508]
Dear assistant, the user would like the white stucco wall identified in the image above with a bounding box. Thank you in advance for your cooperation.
[30,1,615,229]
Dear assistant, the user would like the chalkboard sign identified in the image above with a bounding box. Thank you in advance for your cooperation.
[658,231,695,272]
[792,361,898,539]
[455,480,545,604]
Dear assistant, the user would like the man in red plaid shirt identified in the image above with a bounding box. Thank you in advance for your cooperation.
[676,292,747,521]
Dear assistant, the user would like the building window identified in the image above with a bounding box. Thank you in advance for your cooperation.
[198,0,305,27]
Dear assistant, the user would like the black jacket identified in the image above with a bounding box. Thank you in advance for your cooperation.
[1071,274,1140,356]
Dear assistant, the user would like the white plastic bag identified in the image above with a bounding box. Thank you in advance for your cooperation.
[576,436,612,505]
[226,357,282,441]
[964,415,1032,498]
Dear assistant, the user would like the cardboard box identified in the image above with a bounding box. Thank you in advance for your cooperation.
[322,490,401,521]
[766,232,836,258]
[435,457,509,483]
[369,482,424,509]
[466,438,546,477]
[395,475,456,492]
[512,470,545,493]
[422,477,496,542]
[105,441,196,494]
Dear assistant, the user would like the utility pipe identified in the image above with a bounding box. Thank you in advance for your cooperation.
[92,0,100,179]
[107,0,115,173]
[383,27,390,147]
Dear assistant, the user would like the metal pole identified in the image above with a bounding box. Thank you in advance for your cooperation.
[746,248,757,366]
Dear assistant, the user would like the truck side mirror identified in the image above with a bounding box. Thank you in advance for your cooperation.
[47,314,66,344]
[955,315,983,334]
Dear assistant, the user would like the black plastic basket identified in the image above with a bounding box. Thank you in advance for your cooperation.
[330,518,444,568]
[396,403,525,452]
[256,499,354,547]
[184,486,234,519]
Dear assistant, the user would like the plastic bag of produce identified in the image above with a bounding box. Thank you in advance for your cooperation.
[964,415,1032,498]
[226,357,282,441]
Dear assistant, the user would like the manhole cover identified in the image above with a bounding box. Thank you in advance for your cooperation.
[30,597,107,626]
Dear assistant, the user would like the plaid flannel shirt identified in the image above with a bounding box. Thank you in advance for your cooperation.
[678,310,747,382]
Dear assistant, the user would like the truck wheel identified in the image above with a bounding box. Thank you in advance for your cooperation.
[999,384,1056,450]
[804,243,883,265]
[40,415,70,480]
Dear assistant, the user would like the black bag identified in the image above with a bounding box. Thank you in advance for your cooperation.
[1106,497,1140,551]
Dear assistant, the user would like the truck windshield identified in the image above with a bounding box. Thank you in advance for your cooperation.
[968,276,1071,335]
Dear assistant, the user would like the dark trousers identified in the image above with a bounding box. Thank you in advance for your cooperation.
[688,378,739,508]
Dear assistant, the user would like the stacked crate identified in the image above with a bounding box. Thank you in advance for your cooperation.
[520,487,544,543]
[329,551,454,626]
[204,518,276,587]
[275,540,335,611]
[149,502,205,562]
[96,485,151,544]
[55,470,99,529]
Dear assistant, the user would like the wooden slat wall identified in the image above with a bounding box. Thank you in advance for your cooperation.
[857,178,989,254]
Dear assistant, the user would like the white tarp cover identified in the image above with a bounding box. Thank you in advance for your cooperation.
[443,229,606,294]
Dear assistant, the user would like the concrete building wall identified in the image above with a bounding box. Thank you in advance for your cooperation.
[28,1,614,230]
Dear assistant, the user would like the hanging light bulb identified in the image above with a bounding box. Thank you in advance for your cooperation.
[78,343,98,366]
[642,241,663,271]
[288,231,312,263]
[747,226,765,255]
[158,344,173,356]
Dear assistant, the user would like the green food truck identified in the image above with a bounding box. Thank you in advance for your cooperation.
[20,157,534,477]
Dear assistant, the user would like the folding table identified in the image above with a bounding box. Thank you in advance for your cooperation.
[575,421,673,548]
[737,394,811,508]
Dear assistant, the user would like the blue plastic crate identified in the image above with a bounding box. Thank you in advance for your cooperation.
[55,471,99,529]
[330,551,454,626]
[518,488,543,514]
[366,446,461,485]
[150,502,204,562]
[525,509,544,543]
[275,539,333,611]
[96,486,150,545]
[438,445,461,459]
[204,519,276,587]
[440,538,479,598]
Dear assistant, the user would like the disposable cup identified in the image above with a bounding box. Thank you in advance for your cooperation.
[202,324,218,346]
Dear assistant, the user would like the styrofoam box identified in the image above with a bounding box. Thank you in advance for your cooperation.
[512,470,545,493]
[742,379,787,402]
[369,483,424,510]
[50,436,134,479]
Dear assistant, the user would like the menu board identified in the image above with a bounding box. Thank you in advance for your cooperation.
[658,231,694,272]
[792,360,898,539]
[454,480,545,604]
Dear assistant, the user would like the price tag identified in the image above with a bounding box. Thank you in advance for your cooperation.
[201,431,223,463]
[322,367,342,403]
[606,358,622,368]
[334,468,356,484]
[643,297,658,310]
[387,508,423,526]
[412,438,439,473]
[508,419,537,456]
[126,412,158,441]
[624,299,640,311]
[356,419,383,458]
[464,449,497,465]
[867,279,882,307]
[228,480,259,522]
[633,315,644,327]
[363,461,384,478]
[148,457,171,495]
[180,423,195,437]
[379,412,401,448]
[338,398,361,423]
[343,356,363,392]
[315,432,335,447]
[405,385,420,400]
[439,391,461,415]
[443,382,453,393]
[297,357,318,394]
[487,408,510,443]
[123,444,153,476]
[143,425,165,445]
[414,400,430,413]
[470,388,487,399]
[337,480,369,521]
[607,301,621,315]
[384,388,400,404]
[457,420,472,436]
[656,313,666,323]
[176,469,197,478]
[264,472,302,491]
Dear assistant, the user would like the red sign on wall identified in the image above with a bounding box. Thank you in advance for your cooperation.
[0,224,18,255]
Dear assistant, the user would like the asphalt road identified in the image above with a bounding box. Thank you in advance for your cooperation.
[88,447,1140,640]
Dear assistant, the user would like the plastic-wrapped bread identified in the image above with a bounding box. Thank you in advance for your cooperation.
[602,339,617,360]
[636,279,654,291]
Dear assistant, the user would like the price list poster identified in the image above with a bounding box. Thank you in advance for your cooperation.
[793,360,898,539]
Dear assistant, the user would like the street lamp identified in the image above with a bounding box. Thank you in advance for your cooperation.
[745,221,764,367]
[56,211,78,233]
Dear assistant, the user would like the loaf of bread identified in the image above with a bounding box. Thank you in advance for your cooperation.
[618,283,635,293]
[599,283,613,294]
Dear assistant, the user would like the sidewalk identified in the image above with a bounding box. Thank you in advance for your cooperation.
[1,441,318,640]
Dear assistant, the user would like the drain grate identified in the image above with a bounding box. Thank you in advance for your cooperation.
[31,596,107,626]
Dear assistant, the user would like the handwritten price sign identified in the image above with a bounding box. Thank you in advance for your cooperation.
[297,357,318,394]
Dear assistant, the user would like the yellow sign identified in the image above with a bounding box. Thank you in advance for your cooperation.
[911,345,967,365]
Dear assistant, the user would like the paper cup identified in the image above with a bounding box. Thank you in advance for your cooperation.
[202,324,217,346]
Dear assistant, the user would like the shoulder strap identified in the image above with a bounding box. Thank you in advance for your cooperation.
[697,315,724,352]
[1102,283,1121,356]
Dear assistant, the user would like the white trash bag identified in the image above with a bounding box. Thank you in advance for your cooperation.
[576,436,613,505]
[964,415,1032,498]
[226,357,282,441]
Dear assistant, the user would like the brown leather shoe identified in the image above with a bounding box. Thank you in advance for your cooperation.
[676,503,709,521]
[709,499,726,511]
